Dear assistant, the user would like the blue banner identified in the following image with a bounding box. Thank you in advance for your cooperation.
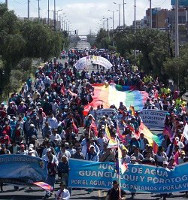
[171,0,188,6]
[69,159,188,193]
[0,155,47,185]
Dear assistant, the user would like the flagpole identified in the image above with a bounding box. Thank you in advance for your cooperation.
[117,139,122,199]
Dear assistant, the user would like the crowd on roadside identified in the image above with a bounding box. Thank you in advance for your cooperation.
[0,49,187,199]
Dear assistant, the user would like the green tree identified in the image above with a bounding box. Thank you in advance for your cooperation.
[164,45,188,91]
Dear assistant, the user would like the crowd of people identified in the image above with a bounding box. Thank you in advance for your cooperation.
[0,48,187,200]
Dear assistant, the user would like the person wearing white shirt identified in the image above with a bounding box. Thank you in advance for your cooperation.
[50,129,62,145]
[42,148,59,166]
[97,133,108,152]
[55,182,70,200]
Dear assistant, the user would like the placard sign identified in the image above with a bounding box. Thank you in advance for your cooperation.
[140,109,167,129]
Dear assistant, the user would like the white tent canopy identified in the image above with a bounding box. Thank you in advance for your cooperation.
[75,56,113,70]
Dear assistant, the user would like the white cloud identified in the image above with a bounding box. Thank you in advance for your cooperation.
[58,0,171,35]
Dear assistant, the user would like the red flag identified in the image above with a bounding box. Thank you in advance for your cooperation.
[33,182,53,191]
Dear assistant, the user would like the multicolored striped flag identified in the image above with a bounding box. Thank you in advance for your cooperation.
[33,182,53,191]
[139,122,161,153]
[83,84,148,115]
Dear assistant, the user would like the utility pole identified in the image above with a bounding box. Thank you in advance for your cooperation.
[149,0,152,28]
[54,0,56,31]
[5,0,8,8]
[119,4,121,27]
[107,18,109,31]
[134,0,136,33]
[123,0,125,27]
[175,0,179,57]
[107,18,110,39]
[37,0,40,20]
[64,20,66,31]
[48,0,50,25]
[61,17,63,31]
[134,0,137,65]
[175,0,180,90]
[28,0,30,19]
[103,20,105,29]
[113,11,115,30]
[66,21,67,32]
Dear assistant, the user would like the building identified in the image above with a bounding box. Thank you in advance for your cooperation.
[146,8,168,29]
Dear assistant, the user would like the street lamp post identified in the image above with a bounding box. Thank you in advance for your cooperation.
[123,0,126,27]
[108,10,119,30]
[48,0,50,25]
[57,9,63,21]
[175,0,180,90]
[149,0,152,29]
[56,9,63,30]
[54,0,56,30]
[28,0,30,19]
[113,2,121,27]
[134,0,136,33]
[37,0,40,20]
[5,0,8,8]
[175,0,179,57]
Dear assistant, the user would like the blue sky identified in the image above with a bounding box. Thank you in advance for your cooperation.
[0,0,172,34]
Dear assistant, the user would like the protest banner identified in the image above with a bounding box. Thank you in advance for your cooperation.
[69,159,188,194]
[95,108,119,121]
[0,155,47,185]
[75,56,113,70]
[140,109,167,129]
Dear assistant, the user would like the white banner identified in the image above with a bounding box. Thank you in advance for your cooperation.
[140,109,167,129]
[95,108,118,121]
[183,123,188,141]
[75,56,112,70]
[91,56,112,69]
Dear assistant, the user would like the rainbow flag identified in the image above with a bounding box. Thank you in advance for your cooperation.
[139,122,162,153]
[33,182,53,191]
[84,84,148,115]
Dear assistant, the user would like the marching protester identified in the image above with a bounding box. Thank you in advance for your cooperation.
[55,182,70,200]
[0,48,187,199]
[106,180,126,200]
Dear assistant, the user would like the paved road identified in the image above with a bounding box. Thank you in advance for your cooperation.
[0,184,188,200]
[76,40,91,50]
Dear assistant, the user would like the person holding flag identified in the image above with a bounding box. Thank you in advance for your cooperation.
[105,180,126,200]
